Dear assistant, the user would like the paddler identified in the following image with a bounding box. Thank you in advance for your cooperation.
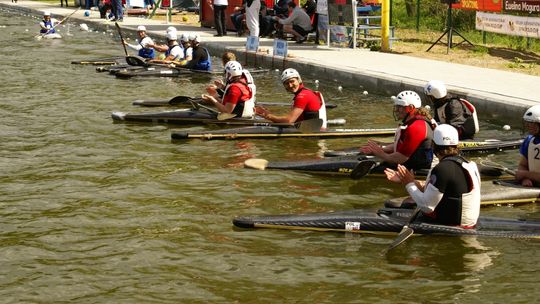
[424,80,479,140]
[385,124,481,227]
[255,68,327,129]
[39,11,59,34]
[123,25,156,59]
[206,52,256,104]
[360,91,434,171]
[516,105,540,187]
[182,33,212,71]
[147,32,185,64]
[202,61,254,118]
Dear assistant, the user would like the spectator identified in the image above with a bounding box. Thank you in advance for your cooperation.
[209,0,228,36]
[274,1,312,43]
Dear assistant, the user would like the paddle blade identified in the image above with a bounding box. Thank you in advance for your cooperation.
[297,118,323,133]
[244,158,269,170]
[217,113,237,120]
[350,160,377,179]
[382,226,414,254]
[125,56,146,66]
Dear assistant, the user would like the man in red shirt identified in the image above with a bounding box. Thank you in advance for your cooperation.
[360,90,434,171]
[255,68,327,128]
[202,61,254,118]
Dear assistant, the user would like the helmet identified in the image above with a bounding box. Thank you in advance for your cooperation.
[224,61,243,79]
[523,105,540,123]
[166,26,177,33]
[43,11,51,16]
[166,32,177,40]
[188,33,201,43]
[424,80,447,99]
[392,91,422,108]
[281,68,301,83]
[137,25,147,32]
[433,124,459,146]
[180,33,189,42]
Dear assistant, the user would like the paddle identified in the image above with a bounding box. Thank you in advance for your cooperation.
[115,22,129,56]
[36,7,80,40]
[480,160,516,176]
[382,208,422,254]
[188,99,237,120]
[350,160,378,179]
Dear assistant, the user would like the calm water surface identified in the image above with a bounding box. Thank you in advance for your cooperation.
[1,7,539,303]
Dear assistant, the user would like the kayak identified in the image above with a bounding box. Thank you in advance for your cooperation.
[385,179,540,208]
[233,207,540,238]
[115,66,270,78]
[71,56,125,65]
[243,155,511,179]
[96,64,143,74]
[131,97,338,109]
[171,126,396,140]
[323,138,523,157]
[111,108,347,126]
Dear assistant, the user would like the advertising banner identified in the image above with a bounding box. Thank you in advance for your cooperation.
[503,0,540,15]
[476,11,540,37]
[452,0,502,12]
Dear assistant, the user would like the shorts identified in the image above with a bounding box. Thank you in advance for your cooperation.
[293,24,310,37]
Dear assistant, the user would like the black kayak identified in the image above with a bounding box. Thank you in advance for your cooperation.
[171,126,396,140]
[114,66,196,78]
[131,97,339,109]
[71,56,125,65]
[243,155,511,179]
[323,139,523,157]
[233,207,540,238]
[385,179,540,208]
[111,108,346,127]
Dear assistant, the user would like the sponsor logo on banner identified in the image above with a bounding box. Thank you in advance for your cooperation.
[503,0,540,15]
[476,11,540,37]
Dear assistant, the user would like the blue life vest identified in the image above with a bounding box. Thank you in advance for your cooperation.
[138,40,155,59]
[40,19,55,34]
[192,47,212,71]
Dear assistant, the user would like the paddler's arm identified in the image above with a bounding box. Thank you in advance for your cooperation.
[516,156,539,187]
[255,107,303,123]
[202,94,235,114]
[360,141,408,164]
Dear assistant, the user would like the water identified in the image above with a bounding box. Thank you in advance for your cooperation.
[1,8,539,303]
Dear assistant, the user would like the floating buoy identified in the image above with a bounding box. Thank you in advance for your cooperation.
[337,86,343,92]
[315,80,319,84]
[362,90,368,95]
[80,23,89,31]
[503,125,511,131]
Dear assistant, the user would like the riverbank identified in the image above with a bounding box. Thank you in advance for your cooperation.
[4,0,539,121]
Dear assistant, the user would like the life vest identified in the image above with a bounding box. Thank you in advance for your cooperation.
[138,37,155,59]
[436,98,479,139]
[40,19,55,34]
[192,47,212,71]
[526,136,540,173]
[223,79,254,118]
[165,44,181,61]
[425,156,481,227]
[394,115,435,170]
[293,87,327,129]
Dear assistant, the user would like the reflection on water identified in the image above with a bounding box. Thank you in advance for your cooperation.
[1,6,539,303]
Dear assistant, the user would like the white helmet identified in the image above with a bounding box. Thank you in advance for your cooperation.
[523,105,540,123]
[43,11,51,16]
[392,91,422,108]
[137,25,147,32]
[166,32,177,40]
[188,33,201,43]
[224,61,243,79]
[180,33,189,42]
[433,124,459,146]
[281,68,301,83]
[166,26,177,33]
[424,80,447,99]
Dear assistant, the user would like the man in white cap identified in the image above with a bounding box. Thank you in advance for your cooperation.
[148,31,185,64]
[385,124,481,228]
[123,25,156,59]
[182,33,212,71]
[39,11,59,34]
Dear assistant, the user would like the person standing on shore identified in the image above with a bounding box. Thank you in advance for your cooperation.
[245,0,260,37]
[209,0,228,36]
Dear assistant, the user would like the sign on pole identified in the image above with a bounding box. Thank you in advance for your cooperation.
[272,39,288,69]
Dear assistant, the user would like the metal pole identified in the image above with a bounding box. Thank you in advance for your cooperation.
[416,0,420,32]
